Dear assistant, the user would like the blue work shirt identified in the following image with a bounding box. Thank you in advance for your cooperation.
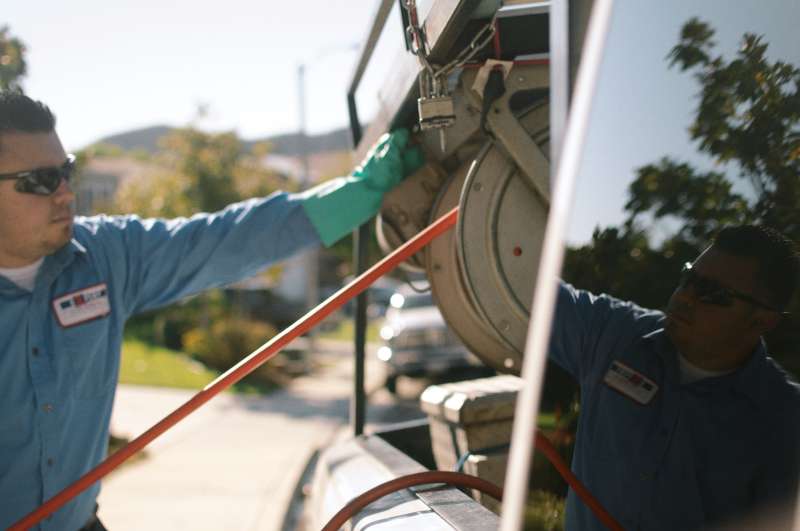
[0,192,320,530]
[551,282,800,530]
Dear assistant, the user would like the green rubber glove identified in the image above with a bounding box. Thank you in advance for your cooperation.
[301,128,424,246]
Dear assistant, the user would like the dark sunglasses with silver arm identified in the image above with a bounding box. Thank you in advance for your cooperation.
[679,262,786,314]
[0,154,76,196]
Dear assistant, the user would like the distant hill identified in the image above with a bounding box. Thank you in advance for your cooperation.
[94,125,353,156]
[96,125,174,153]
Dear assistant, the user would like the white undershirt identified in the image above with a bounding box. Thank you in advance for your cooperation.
[678,352,733,384]
[0,258,44,291]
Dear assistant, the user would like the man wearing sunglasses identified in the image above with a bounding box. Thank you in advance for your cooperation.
[0,91,422,531]
[550,225,800,530]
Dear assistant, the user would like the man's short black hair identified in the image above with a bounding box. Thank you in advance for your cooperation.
[0,91,56,134]
[713,225,799,311]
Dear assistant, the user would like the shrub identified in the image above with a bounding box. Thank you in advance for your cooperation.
[125,290,233,350]
[182,318,285,392]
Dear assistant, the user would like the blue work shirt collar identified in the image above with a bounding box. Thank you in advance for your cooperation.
[43,238,87,284]
[0,239,87,295]
[642,328,681,386]
[642,327,769,406]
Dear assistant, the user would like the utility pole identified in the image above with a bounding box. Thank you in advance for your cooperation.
[297,63,319,355]
[296,43,361,361]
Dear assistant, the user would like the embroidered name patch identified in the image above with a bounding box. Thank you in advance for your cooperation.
[52,283,111,327]
[603,360,658,405]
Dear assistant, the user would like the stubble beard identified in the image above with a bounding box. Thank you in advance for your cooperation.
[41,220,74,256]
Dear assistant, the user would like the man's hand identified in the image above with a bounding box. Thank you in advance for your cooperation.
[352,129,424,191]
[301,128,425,247]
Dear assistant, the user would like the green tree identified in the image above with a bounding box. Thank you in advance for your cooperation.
[562,18,800,369]
[114,125,286,218]
[627,18,800,241]
[0,26,26,91]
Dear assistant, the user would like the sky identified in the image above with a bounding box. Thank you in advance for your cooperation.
[5,0,382,151]
[568,0,800,245]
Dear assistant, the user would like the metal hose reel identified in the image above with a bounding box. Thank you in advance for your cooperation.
[376,62,550,373]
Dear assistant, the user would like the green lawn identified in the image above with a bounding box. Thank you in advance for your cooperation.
[119,339,219,389]
[119,338,278,395]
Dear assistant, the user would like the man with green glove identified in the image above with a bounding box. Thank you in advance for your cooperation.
[0,91,422,531]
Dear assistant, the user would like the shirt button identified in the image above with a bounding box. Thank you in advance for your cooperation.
[42,404,54,413]
[32,347,39,357]
[47,458,54,467]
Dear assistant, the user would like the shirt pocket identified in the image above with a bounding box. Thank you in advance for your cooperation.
[63,316,117,399]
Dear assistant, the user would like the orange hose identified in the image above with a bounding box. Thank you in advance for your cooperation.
[534,431,624,531]
[320,471,503,531]
[319,432,623,531]
[9,207,459,531]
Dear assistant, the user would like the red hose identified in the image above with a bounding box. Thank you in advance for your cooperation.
[318,431,623,531]
[320,471,503,531]
[534,431,624,531]
[9,207,459,531]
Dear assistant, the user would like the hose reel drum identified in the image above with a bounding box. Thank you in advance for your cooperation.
[376,63,551,373]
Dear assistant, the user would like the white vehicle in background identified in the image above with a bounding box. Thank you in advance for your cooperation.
[377,289,484,393]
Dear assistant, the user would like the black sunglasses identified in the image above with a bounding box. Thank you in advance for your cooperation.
[0,154,76,196]
[679,262,781,313]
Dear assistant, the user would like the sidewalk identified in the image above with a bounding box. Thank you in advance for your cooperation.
[98,343,381,530]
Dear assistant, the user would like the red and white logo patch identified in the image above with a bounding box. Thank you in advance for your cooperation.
[603,360,658,405]
[52,283,111,327]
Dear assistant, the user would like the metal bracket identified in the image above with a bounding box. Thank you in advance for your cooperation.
[463,63,551,206]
